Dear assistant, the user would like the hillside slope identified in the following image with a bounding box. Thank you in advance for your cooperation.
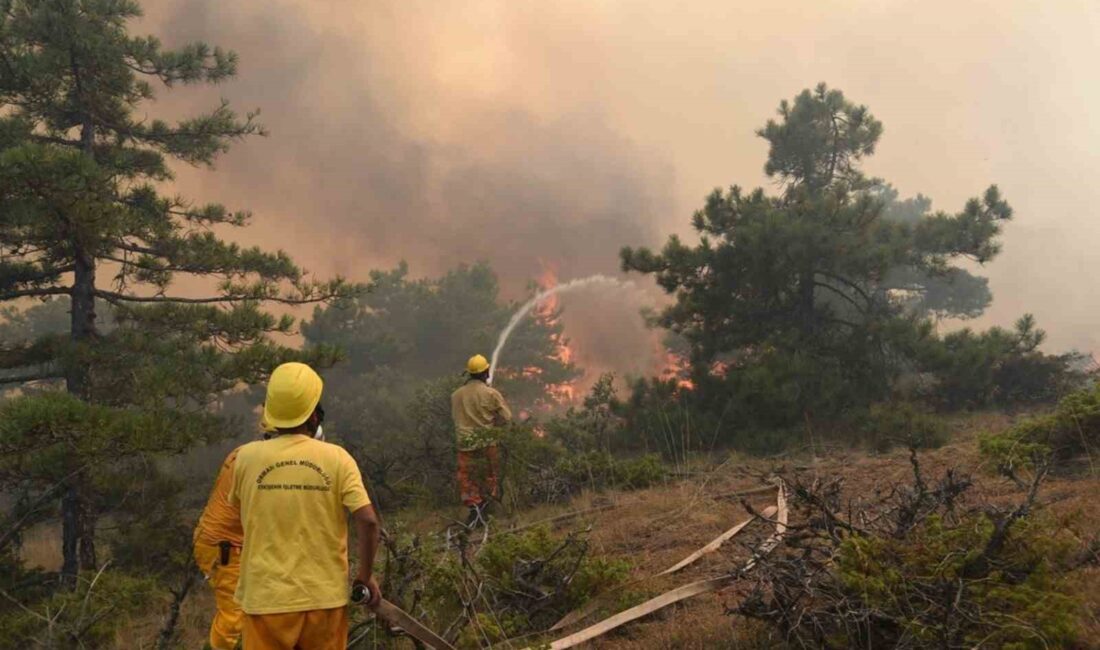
[165,412,1097,649]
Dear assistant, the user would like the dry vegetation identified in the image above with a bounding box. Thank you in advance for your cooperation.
[18,412,1094,649]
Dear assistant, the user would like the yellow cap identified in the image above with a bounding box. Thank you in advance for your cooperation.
[467,354,490,374]
[263,362,323,429]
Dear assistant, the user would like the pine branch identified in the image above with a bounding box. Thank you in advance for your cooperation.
[0,286,71,301]
[106,102,266,165]
[28,134,82,148]
[0,263,76,288]
[95,287,347,306]
[95,290,259,305]
[125,39,238,86]
[815,270,873,305]
[813,281,868,314]
[112,235,301,282]
[0,464,91,551]
[116,242,159,256]
[100,254,247,278]
[0,337,61,369]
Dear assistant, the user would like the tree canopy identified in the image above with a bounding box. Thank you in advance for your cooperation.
[622,84,1013,421]
[0,0,350,596]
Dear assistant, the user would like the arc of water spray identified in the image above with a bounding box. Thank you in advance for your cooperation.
[488,275,632,385]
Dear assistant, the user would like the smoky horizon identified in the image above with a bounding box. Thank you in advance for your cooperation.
[139,1,1100,381]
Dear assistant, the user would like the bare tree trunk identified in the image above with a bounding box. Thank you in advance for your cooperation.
[60,110,99,585]
[60,484,79,582]
[798,269,815,337]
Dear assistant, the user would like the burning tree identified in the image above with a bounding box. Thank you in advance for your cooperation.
[0,1,350,638]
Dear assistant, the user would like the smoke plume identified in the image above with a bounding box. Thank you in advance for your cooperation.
[144,1,1100,377]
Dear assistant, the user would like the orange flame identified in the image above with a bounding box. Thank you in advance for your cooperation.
[659,350,695,391]
[534,259,581,405]
[535,259,562,316]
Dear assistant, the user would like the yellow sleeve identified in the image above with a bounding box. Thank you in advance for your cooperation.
[338,448,372,512]
[493,389,512,423]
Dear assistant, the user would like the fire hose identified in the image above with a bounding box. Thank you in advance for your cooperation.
[351,582,456,649]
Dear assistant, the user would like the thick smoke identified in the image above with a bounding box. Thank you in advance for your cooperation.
[145,1,1100,372]
[144,1,675,381]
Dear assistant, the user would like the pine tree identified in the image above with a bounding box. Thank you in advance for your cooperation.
[621,84,1012,422]
[0,0,351,587]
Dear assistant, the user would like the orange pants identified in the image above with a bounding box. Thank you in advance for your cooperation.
[243,607,348,650]
[457,445,499,506]
[193,540,243,650]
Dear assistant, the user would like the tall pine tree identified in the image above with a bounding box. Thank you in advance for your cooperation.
[622,84,1012,422]
[0,0,351,585]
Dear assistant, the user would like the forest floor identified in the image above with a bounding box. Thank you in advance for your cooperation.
[60,410,1097,648]
[447,411,1097,649]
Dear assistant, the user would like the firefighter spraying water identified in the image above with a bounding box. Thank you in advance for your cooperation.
[451,354,512,527]
[442,276,632,527]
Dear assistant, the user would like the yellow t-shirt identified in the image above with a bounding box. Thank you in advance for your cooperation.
[193,446,245,547]
[229,435,371,615]
[451,380,512,451]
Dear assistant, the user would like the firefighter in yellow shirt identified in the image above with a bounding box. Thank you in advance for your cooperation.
[451,354,512,526]
[231,362,381,650]
[194,427,261,650]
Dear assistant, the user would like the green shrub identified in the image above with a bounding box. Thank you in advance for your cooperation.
[551,452,665,493]
[981,385,1100,469]
[918,315,1088,410]
[476,526,630,616]
[835,513,1079,648]
[850,402,948,453]
[609,454,666,488]
[0,570,162,647]
[739,460,1083,649]
[505,441,666,505]
[369,525,629,648]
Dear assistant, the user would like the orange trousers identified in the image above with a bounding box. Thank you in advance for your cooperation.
[457,445,499,506]
[243,607,349,650]
[193,541,243,650]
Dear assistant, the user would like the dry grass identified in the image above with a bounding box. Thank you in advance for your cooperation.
[16,410,1098,648]
[18,522,61,571]
[575,411,1100,648]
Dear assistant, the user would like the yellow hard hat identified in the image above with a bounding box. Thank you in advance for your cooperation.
[263,362,324,429]
[467,354,490,375]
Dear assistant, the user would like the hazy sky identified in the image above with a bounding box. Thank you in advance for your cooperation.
[142,1,1100,374]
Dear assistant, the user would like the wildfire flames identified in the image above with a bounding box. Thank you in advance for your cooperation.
[534,260,579,404]
[659,350,695,391]
[520,259,697,407]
